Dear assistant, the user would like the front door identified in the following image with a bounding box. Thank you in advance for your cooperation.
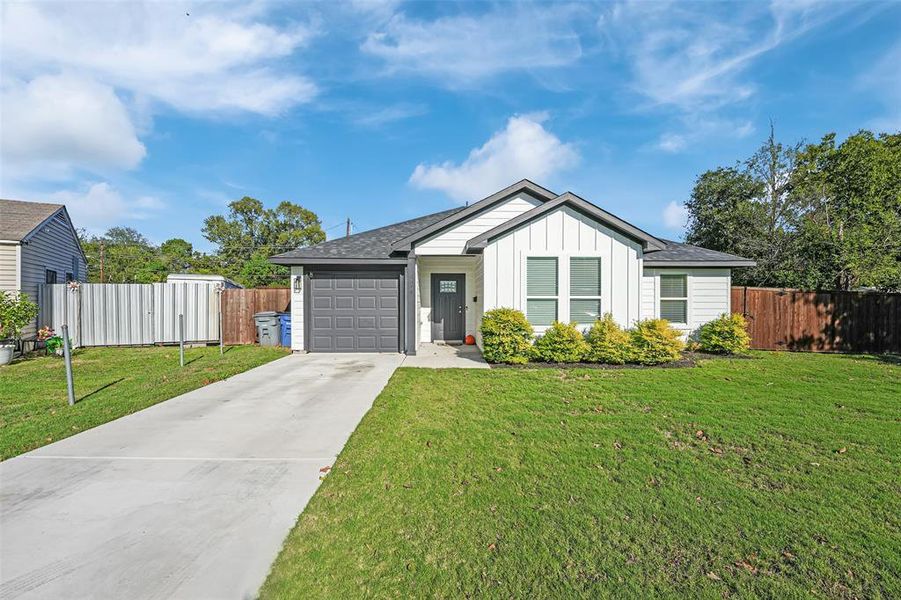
[431,273,465,342]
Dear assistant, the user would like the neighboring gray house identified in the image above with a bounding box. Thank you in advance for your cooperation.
[271,180,755,355]
[0,199,88,339]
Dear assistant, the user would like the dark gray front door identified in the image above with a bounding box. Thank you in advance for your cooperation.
[309,272,400,352]
[431,273,465,341]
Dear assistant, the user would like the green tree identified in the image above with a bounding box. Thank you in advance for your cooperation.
[794,131,901,290]
[684,127,901,291]
[81,227,162,283]
[202,197,324,286]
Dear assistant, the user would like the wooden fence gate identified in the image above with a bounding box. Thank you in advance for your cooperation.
[731,286,901,353]
[221,288,290,345]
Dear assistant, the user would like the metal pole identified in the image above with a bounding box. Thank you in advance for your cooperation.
[179,313,185,367]
[61,324,75,406]
[219,289,224,356]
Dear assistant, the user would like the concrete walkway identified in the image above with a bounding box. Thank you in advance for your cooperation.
[0,352,403,600]
[402,343,489,369]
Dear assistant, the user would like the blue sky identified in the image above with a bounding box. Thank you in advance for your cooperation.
[2,1,899,251]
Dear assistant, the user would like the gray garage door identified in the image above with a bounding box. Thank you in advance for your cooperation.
[309,272,400,352]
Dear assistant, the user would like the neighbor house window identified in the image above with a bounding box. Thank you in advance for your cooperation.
[71,256,79,280]
[526,257,558,326]
[45,269,57,284]
[660,274,688,324]
[569,257,602,324]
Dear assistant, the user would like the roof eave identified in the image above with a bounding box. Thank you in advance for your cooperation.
[270,256,409,266]
[643,260,757,267]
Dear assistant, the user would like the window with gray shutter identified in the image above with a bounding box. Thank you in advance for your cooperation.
[569,257,601,324]
[659,274,688,324]
[526,257,557,326]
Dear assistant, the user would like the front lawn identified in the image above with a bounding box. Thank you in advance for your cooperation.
[262,352,900,599]
[0,345,288,460]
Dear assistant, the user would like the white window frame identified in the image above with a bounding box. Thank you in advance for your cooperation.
[524,256,559,328]
[568,256,603,326]
[520,252,605,332]
[657,272,690,327]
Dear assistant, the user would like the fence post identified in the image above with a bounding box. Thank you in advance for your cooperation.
[179,313,185,367]
[61,324,75,406]
[219,287,224,356]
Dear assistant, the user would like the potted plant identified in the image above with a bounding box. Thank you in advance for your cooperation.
[0,291,39,365]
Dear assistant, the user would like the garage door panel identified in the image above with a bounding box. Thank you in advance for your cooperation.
[312,296,332,309]
[309,271,400,352]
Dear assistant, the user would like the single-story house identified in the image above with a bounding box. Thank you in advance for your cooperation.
[271,180,754,354]
[0,199,88,340]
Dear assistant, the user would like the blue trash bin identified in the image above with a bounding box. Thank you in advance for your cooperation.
[278,313,291,347]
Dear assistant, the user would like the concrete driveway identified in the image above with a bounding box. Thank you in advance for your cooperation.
[0,352,403,600]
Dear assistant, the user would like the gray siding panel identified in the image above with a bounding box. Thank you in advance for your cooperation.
[19,213,87,338]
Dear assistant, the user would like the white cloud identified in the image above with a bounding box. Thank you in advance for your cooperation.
[352,103,427,128]
[599,1,846,112]
[656,133,687,153]
[362,7,583,85]
[1,75,146,176]
[44,182,165,233]
[410,113,579,202]
[0,1,316,178]
[662,201,688,231]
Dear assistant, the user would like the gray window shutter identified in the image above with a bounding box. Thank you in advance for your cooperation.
[570,257,601,296]
[527,257,557,296]
[660,274,687,298]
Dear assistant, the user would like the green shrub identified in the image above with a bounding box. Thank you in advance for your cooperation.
[629,319,685,365]
[532,321,589,363]
[0,291,38,341]
[698,313,751,354]
[479,308,534,364]
[584,313,632,364]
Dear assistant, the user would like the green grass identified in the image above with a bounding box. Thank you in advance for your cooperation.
[261,352,900,599]
[0,345,288,460]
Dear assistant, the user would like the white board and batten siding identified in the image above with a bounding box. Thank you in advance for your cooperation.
[482,206,643,329]
[290,266,304,351]
[414,193,542,255]
[640,268,732,334]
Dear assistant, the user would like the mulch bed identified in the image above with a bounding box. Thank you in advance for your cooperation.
[489,351,753,370]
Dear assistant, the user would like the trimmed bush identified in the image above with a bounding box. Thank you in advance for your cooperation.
[629,319,685,365]
[698,313,751,354]
[532,321,589,363]
[584,313,632,364]
[479,308,533,364]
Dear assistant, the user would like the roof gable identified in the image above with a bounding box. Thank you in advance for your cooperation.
[0,199,65,241]
[464,192,667,252]
[389,179,558,252]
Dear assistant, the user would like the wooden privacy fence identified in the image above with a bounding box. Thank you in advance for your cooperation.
[221,288,290,345]
[39,283,221,348]
[731,286,901,353]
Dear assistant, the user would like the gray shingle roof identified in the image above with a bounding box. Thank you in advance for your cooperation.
[0,199,64,241]
[644,239,756,266]
[272,207,464,261]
